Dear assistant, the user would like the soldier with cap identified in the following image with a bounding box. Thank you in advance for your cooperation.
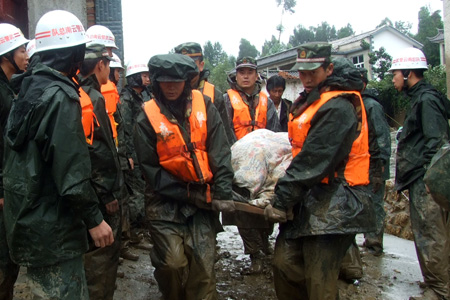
[222,56,281,274]
[76,43,126,300]
[133,53,234,300]
[174,42,235,143]
[3,10,113,299]
[265,43,374,299]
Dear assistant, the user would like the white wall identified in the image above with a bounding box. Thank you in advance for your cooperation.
[372,30,419,58]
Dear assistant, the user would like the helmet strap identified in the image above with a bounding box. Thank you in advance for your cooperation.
[5,51,23,74]
[402,70,410,91]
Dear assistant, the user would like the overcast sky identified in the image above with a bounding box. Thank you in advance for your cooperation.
[121,0,443,65]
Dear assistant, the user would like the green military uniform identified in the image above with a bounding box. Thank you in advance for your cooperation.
[134,54,233,300]
[271,46,375,300]
[77,44,125,300]
[222,56,281,272]
[362,87,391,251]
[118,84,147,226]
[396,80,450,300]
[0,64,19,300]
[3,62,104,299]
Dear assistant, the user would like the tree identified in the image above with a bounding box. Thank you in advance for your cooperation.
[207,55,236,93]
[377,17,393,28]
[394,21,413,37]
[289,25,315,46]
[238,38,259,59]
[368,47,392,80]
[203,41,226,68]
[261,35,289,57]
[415,6,443,67]
[275,0,297,41]
[314,22,337,41]
[337,23,354,39]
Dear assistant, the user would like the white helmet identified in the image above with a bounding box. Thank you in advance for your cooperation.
[126,59,148,77]
[86,25,118,49]
[110,53,123,69]
[26,38,37,58]
[35,10,90,53]
[389,47,428,71]
[0,23,29,56]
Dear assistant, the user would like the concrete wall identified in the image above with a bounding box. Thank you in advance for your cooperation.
[27,0,87,38]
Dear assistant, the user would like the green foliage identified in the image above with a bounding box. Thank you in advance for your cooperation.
[276,0,296,13]
[337,23,354,39]
[394,21,413,37]
[425,65,447,95]
[377,17,393,28]
[238,39,259,59]
[415,6,443,67]
[261,36,290,57]
[203,41,226,68]
[314,22,337,41]
[289,25,315,46]
[368,47,392,80]
[206,55,236,93]
[360,40,370,50]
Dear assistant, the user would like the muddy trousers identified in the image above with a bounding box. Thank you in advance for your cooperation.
[148,210,218,300]
[0,213,19,300]
[24,256,89,300]
[273,232,355,300]
[124,166,145,227]
[364,181,386,249]
[409,178,450,299]
[339,239,363,280]
[84,210,122,300]
[237,227,273,256]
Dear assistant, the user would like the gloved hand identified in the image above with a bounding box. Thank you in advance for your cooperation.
[211,199,235,212]
[264,204,287,223]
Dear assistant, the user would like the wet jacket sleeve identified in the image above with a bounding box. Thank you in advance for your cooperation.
[223,92,238,144]
[420,95,450,165]
[133,110,191,201]
[205,99,233,200]
[45,91,104,229]
[274,97,358,210]
[118,91,135,159]
[213,88,235,145]
[266,98,282,133]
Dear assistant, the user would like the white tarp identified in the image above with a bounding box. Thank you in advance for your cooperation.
[231,129,293,208]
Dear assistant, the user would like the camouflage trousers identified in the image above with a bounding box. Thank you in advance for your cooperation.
[84,209,122,300]
[148,210,218,300]
[364,181,386,249]
[24,256,88,300]
[409,178,450,299]
[273,232,354,300]
[0,212,19,300]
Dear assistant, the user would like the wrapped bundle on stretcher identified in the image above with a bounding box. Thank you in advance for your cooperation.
[230,129,293,215]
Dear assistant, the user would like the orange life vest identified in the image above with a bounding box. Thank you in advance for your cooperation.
[143,90,213,187]
[101,80,119,140]
[202,81,215,103]
[288,90,370,186]
[227,89,268,140]
[79,87,99,145]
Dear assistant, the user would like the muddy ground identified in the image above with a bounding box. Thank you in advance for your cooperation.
[13,225,423,300]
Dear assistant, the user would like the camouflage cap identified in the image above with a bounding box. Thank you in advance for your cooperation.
[295,42,331,71]
[236,56,257,70]
[174,42,203,59]
[84,43,113,61]
[148,53,199,83]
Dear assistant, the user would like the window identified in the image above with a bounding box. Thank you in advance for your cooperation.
[352,55,364,68]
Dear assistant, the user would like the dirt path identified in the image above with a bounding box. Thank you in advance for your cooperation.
[13,226,423,300]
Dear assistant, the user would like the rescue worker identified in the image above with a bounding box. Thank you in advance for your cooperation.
[3,10,113,299]
[134,53,234,300]
[174,42,234,143]
[117,59,152,261]
[0,22,28,300]
[339,64,392,282]
[391,47,450,300]
[77,44,125,300]
[266,74,291,132]
[265,43,375,300]
[86,25,118,57]
[360,68,391,255]
[222,56,281,274]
